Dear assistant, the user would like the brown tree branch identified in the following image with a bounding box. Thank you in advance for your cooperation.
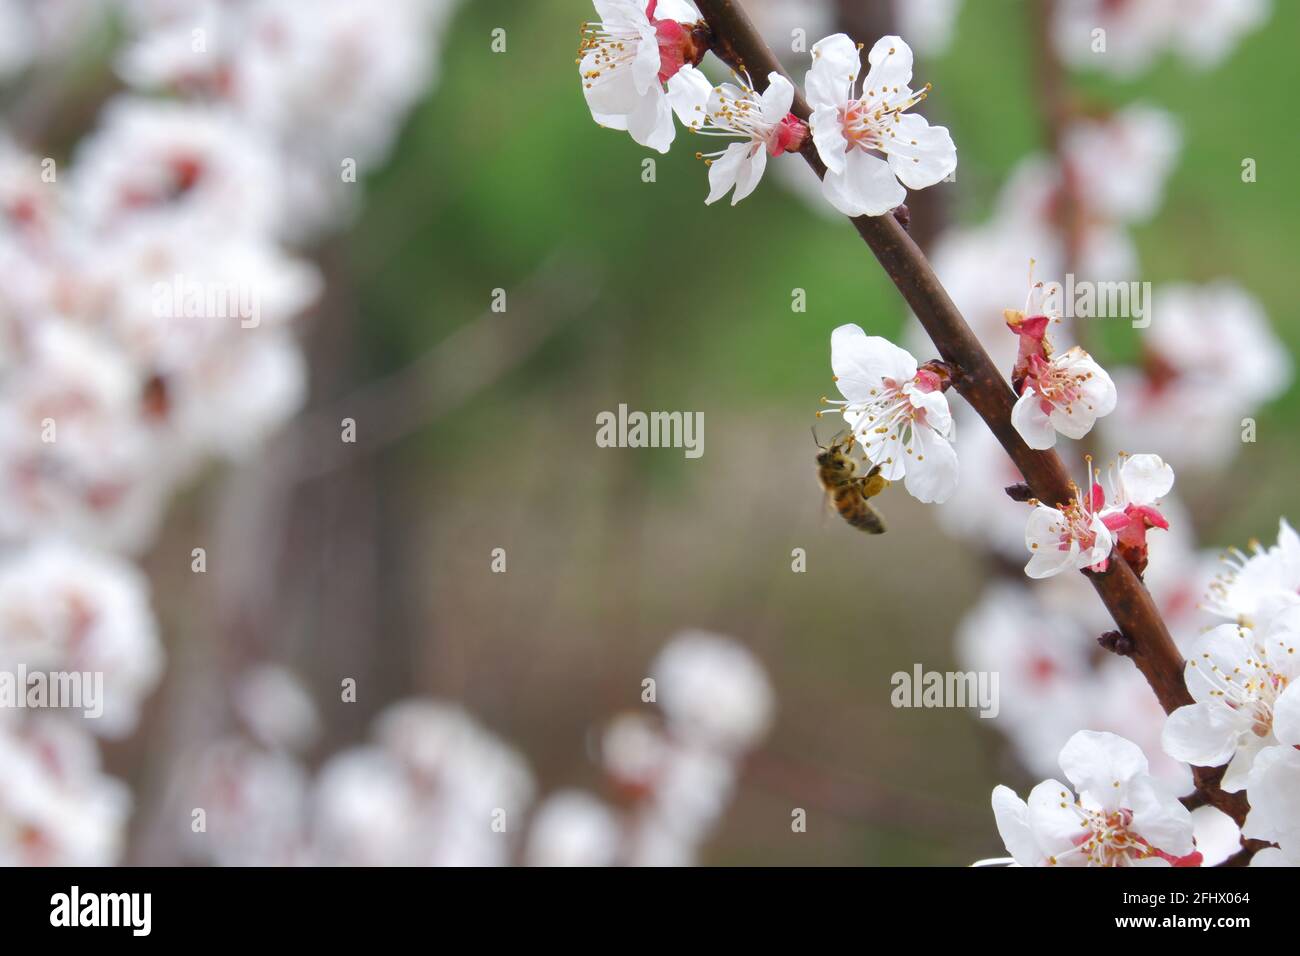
[1217,840,1269,867]
[692,0,1247,825]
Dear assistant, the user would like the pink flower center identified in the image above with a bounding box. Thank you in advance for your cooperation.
[1054,806,1200,867]
[1024,353,1083,413]
[770,114,808,155]
[913,368,943,393]
[652,17,690,83]
[1056,502,1099,554]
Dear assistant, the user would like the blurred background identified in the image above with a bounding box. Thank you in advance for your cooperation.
[1,0,1296,866]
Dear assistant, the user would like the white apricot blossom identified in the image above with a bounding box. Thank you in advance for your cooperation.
[1011,346,1116,449]
[676,70,807,205]
[578,0,707,153]
[1022,473,1113,579]
[992,730,1198,867]
[824,323,957,504]
[1202,518,1300,632]
[651,630,773,752]
[805,34,956,217]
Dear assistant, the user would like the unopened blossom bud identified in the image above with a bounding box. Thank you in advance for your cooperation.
[1004,481,1033,502]
[1097,630,1134,656]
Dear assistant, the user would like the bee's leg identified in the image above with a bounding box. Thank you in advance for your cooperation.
[857,470,889,499]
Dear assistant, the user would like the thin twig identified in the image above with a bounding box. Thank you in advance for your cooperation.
[692,0,1246,825]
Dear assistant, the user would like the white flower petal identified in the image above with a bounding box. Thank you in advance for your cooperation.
[1271,681,1300,747]
[704,141,748,205]
[830,324,917,397]
[1119,453,1174,505]
[809,106,847,175]
[906,384,953,438]
[1082,514,1115,568]
[1024,506,1075,578]
[884,113,956,190]
[624,84,674,153]
[653,0,701,21]
[991,785,1039,867]
[805,33,860,110]
[1128,777,1195,857]
[1078,356,1118,418]
[863,35,914,95]
[860,421,908,481]
[631,22,662,95]
[666,64,711,128]
[822,148,905,217]
[1058,730,1147,811]
[1183,625,1253,701]
[758,73,795,125]
[1011,389,1057,449]
[594,0,646,28]
[1026,778,1083,861]
[903,422,958,504]
[1220,734,1266,793]
[581,49,642,118]
[730,145,767,205]
[1161,702,1243,767]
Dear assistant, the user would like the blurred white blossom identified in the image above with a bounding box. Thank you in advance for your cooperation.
[1053,0,1269,76]
[0,718,131,866]
[651,630,773,752]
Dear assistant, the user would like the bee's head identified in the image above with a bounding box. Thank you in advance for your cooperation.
[812,427,853,457]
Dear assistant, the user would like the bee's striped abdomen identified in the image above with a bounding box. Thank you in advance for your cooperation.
[832,485,886,534]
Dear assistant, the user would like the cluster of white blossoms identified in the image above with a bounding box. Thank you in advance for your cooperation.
[579,2,956,217]
[963,487,1300,866]
[186,681,534,867]
[1103,282,1292,467]
[1053,0,1271,77]
[187,633,772,866]
[755,0,1260,78]
[1022,453,1175,580]
[0,0,461,865]
[819,296,1128,519]
[528,631,773,866]
[1163,522,1300,866]
[0,718,131,866]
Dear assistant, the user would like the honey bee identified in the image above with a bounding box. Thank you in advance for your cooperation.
[814,431,889,534]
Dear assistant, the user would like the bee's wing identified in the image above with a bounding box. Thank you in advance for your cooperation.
[817,479,832,528]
